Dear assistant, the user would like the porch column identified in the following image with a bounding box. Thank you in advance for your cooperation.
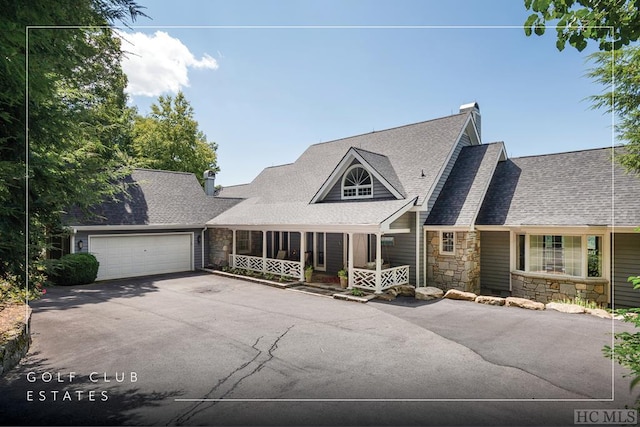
[375,232,382,294]
[262,230,267,273]
[232,229,237,268]
[348,232,354,289]
[299,231,306,281]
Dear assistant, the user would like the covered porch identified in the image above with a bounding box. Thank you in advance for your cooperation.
[217,229,410,294]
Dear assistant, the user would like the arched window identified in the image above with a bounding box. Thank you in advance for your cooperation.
[342,165,373,199]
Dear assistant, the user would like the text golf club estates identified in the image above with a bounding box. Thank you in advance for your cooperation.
[25,371,138,402]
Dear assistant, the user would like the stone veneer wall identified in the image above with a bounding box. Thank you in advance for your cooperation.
[427,231,480,294]
[208,228,233,267]
[511,271,608,305]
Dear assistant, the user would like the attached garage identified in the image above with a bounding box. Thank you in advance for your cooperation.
[89,233,194,281]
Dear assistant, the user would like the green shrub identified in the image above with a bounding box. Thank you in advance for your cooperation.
[0,262,48,303]
[604,275,640,410]
[47,253,99,286]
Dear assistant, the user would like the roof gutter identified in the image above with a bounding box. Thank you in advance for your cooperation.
[70,224,207,232]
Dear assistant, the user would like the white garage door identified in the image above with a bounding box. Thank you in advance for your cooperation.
[90,234,193,281]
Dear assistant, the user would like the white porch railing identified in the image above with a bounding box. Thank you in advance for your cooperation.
[352,265,410,292]
[230,254,302,279]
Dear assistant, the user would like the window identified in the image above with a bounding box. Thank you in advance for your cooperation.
[342,165,373,199]
[517,234,525,271]
[529,235,581,276]
[236,230,250,253]
[440,231,455,255]
[587,235,602,277]
[515,234,603,278]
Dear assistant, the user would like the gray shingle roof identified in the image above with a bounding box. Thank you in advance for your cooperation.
[213,113,471,227]
[218,113,469,205]
[66,169,241,227]
[425,142,505,226]
[476,147,640,227]
[208,198,417,228]
[352,148,405,197]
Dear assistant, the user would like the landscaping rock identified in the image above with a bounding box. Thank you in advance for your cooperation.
[444,289,477,301]
[387,288,399,297]
[475,295,505,306]
[505,297,545,310]
[545,302,585,314]
[585,308,612,319]
[392,285,415,297]
[376,292,396,302]
[415,287,444,301]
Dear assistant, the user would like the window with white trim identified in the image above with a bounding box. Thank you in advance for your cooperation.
[342,165,373,199]
[236,230,250,254]
[515,234,603,278]
[440,231,455,255]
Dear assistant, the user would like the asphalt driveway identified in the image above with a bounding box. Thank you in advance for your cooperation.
[0,272,636,426]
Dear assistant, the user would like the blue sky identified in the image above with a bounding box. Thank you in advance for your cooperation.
[120,0,613,186]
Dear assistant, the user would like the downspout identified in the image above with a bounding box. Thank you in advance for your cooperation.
[201,227,207,269]
[415,212,420,287]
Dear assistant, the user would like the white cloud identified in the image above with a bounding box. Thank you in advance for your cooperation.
[117,31,219,97]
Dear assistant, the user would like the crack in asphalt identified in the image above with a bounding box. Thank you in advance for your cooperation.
[168,325,294,426]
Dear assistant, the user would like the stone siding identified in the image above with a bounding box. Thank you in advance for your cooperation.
[208,228,233,268]
[511,271,608,305]
[427,231,480,294]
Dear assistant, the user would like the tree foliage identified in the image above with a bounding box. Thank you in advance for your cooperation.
[131,92,219,182]
[524,0,640,51]
[0,0,146,294]
[603,275,640,410]
[587,45,640,173]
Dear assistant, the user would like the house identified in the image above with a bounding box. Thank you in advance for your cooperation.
[66,168,240,281]
[64,103,640,308]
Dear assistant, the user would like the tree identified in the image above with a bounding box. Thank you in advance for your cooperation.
[0,0,146,298]
[586,45,640,173]
[131,92,219,181]
[524,1,640,409]
[524,0,640,51]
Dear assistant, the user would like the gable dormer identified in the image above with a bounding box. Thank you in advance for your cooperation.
[459,102,481,144]
[311,147,405,203]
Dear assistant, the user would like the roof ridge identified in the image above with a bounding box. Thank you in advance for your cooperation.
[207,196,245,200]
[511,145,614,160]
[352,147,387,157]
[133,167,196,176]
[263,162,295,170]
[308,111,468,148]
[221,183,249,189]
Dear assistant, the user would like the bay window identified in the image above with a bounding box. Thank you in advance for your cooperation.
[515,234,603,278]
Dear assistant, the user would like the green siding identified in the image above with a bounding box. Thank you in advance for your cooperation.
[480,231,510,293]
[612,233,640,308]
